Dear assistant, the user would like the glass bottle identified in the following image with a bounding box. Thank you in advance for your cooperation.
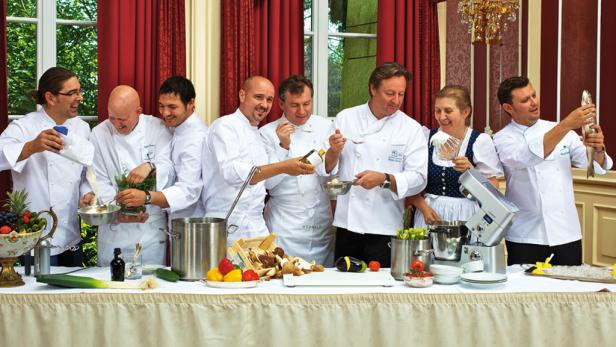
[110,248,125,281]
[300,149,326,166]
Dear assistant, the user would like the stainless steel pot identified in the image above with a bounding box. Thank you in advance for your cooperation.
[168,167,258,281]
[390,238,432,280]
[169,217,227,280]
[429,221,468,261]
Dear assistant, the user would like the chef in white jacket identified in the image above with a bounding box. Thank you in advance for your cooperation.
[0,67,93,266]
[202,76,315,246]
[116,76,207,223]
[494,76,612,265]
[260,75,343,266]
[331,62,428,267]
[90,86,173,265]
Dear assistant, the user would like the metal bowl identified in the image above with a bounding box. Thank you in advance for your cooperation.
[324,180,353,196]
[78,204,121,225]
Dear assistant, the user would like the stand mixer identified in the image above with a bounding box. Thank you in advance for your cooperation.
[431,169,519,273]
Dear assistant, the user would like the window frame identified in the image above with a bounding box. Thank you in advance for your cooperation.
[305,0,377,118]
[6,0,97,121]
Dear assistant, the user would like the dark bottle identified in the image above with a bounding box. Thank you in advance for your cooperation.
[110,248,125,281]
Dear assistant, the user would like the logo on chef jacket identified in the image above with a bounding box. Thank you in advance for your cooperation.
[560,145,570,155]
[388,146,404,163]
[142,144,156,161]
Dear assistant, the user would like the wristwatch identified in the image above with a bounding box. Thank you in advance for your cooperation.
[144,191,151,205]
[380,173,391,189]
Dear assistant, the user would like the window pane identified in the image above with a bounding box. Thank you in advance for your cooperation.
[7,22,37,115]
[57,24,98,116]
[304,36,312,81]
[304,0,312,32]
[329,0,377,34]
[57,0,97,21]
[328,37,376,117]
[7,0,36,18]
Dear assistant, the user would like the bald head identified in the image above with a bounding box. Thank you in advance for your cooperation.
[108,85,142,134]
[238,76,275,126]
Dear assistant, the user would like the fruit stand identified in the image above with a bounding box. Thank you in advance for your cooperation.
[1,266,615,346]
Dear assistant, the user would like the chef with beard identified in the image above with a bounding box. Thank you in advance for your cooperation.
[202,76,315,245]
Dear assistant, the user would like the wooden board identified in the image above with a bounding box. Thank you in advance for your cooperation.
[283,270,395,287]
[526,272,616,284]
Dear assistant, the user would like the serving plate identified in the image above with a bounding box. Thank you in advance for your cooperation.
[460,272,507,283]
[459,280,506,289]
[203,280,259,289]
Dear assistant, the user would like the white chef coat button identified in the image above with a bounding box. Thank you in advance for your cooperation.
[376,158,380,161]
[441,173,445,176]
[441,178,445,182]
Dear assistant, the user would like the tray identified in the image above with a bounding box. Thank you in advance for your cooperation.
[283,269,395,287]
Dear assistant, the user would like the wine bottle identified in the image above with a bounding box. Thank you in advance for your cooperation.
[300,149,326,166]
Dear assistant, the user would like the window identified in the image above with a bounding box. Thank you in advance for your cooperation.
[7,0,98,120]
[304,0,377,118]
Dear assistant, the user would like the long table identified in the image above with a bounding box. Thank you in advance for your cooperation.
[1,266,615,346]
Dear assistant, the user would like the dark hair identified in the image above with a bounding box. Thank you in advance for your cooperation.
[278,75,314,102]
[368,62,412,96]
[159,76,196,105]
[497,76,530,105]
[436,85,473,118]
[30,67,77,105]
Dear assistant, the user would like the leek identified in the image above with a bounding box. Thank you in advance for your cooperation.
[36,274,158,290]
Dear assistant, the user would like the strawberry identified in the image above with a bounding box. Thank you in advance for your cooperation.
[368,260,381,272]
[22,214,30,224]
[0,225,12,234]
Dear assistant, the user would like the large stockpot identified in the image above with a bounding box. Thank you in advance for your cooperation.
[169,217,228,281]
[168,166,258,281]
[390,238,432,280]
[429,221,468,261]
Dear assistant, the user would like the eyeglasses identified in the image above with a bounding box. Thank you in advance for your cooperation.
[57,89,84,97]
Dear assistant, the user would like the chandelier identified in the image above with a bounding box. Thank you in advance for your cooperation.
[457,0,519,44]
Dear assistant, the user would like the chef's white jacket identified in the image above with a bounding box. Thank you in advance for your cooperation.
[160,113,207,221]
[494,119,613,246]
[332,103,428,236]
[260,115,334,265]
[0,110,91,255]
[202,109,269,245]
[89,115,173,265]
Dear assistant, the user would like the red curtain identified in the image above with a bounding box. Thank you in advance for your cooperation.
[97,0,186,121]
[0,0,10,202]
[220,0,304,124]
[377,0,440,128]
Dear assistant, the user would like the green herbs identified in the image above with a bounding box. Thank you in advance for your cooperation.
[114,174,156,192]
[396,227,429,240]
[114,173,156,215]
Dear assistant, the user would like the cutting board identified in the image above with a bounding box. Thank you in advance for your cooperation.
[283,269,395,287]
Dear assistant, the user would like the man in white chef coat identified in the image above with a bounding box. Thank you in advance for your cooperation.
[0,67,93,266]
[116,76,207,223]
[331,62,428,267]
[260,75,344,266]
[494,76,612,265]
[89,85,173,265]
[202,76,316,246]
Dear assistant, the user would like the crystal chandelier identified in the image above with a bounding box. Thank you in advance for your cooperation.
[457,0,519,44]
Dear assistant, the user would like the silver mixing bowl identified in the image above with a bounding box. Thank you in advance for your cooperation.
[78,204,121,225]
[324,180,353,196]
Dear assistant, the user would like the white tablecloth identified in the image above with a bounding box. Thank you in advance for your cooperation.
[1,266,615,346]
